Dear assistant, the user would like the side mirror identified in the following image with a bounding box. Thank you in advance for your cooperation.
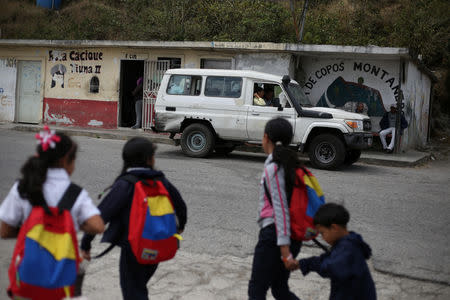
[277,104,283,111]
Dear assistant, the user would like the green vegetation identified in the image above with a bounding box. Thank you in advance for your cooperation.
[1,0,449,126]
[1,0,448,68]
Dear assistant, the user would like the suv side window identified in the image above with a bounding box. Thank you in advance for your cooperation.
[167,75,202,96]
[252,82,287,107]
[205,76,242,98]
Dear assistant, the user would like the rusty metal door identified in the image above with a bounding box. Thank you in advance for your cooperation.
[142,60,170,129]
[16,61,41,123]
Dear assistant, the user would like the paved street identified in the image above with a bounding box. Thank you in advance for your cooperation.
[0,129,449,299]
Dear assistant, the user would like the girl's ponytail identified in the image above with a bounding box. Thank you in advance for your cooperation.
[18,127,76,207]
[265,118,302,198]
[18,156,48,206]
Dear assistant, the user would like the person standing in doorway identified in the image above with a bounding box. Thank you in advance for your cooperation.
[131,77,143,129]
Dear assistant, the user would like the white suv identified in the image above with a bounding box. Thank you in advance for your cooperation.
[154,69,372,170]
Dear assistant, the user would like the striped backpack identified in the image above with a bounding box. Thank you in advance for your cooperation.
[8,184,82,300]
[124,175,181,264]
[264,167,325,241]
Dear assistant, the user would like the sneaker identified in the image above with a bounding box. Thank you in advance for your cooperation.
[386,149,393,153]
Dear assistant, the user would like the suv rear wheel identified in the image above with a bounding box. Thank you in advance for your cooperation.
[308,134,345,170]
[181,123,215,157]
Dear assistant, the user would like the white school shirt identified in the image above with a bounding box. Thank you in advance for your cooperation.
[0,168,100,231]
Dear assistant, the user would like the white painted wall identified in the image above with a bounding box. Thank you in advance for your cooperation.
[403,61,431,148]
[235,53,293,77]
[0,58,17,122]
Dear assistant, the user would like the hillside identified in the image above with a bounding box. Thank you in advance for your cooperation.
[1,0,449,133]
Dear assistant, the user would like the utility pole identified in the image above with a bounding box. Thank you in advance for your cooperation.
[289,0,309,43]
[394,60,405,154]
[299,0,309,43]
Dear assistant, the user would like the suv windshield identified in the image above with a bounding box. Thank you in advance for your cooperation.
[286,83,313,107]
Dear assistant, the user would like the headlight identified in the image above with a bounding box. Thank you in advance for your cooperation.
[345,120,363,130]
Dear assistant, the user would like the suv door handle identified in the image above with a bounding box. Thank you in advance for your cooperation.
[251,112,260,116]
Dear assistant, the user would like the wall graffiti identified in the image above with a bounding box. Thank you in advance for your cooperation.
[51,64,66,88]
[301,59,401,118]
[0,58,17,122]
[48,50,103,88]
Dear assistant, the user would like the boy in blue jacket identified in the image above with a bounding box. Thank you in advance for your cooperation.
[298,203,376,300]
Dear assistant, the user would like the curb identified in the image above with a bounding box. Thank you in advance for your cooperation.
[11,125,177,146]
[8,124,430,168]
[359,153,431,167]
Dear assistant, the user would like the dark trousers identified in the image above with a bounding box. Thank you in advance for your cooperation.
[248,224,302,300]
[119,244,158,300]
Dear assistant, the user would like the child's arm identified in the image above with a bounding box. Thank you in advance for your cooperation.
[299,246,357,281]
[80,215,105,234]
[299,254,325,276]
[0,221,19,238]
[80,179,133,252]
[265,165,291,246]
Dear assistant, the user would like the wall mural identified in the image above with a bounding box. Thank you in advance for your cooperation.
[48,50,103,88]
[302,60,401,118]
[50,64,66,88]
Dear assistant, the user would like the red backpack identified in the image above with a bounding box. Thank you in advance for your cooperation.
[264,167,325,241]
[124,175,181,264]
[8,184,82,300]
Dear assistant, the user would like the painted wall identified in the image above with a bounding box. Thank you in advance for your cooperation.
[0,58,17,122]
[299,57,404,132]
[0,44,432,147]
[235,53,293,77]
[403,62,431,148]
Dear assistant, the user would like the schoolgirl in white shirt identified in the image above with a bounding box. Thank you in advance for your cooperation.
[0,126,104,238]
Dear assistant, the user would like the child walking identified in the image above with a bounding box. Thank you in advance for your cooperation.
[298,203,377,300]
[0,126,105,298]
[248,117,302,300]
[80,137,187,300]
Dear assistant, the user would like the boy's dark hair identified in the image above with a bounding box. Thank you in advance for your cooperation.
[120,137,156,174]
[313,203,350,228]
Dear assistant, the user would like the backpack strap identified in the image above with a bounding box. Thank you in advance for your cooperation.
[58,183,82,214]
[263,179,272,206]
[93,174,159,260]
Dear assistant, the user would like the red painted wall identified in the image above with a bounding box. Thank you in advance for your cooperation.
[43,98,117,129]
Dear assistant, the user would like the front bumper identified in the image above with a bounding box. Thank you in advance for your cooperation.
[344,132,373,150]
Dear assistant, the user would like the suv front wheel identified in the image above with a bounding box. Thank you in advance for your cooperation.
[308,133,346,170]
[181,123,215,158]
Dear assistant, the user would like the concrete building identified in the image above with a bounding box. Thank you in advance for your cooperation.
[0,39,435,149]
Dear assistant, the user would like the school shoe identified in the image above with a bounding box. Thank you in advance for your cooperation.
[131,125,141,129]
[386,148,394,153]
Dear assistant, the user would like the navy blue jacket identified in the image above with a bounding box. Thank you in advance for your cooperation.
[379,111,408,134]
[299,232,376,300]
[81,168,187,251]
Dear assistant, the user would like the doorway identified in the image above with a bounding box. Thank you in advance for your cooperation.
[16,60,41,124]
[119,60,144,127]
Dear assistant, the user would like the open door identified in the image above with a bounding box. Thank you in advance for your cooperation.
[119,60,144,127]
